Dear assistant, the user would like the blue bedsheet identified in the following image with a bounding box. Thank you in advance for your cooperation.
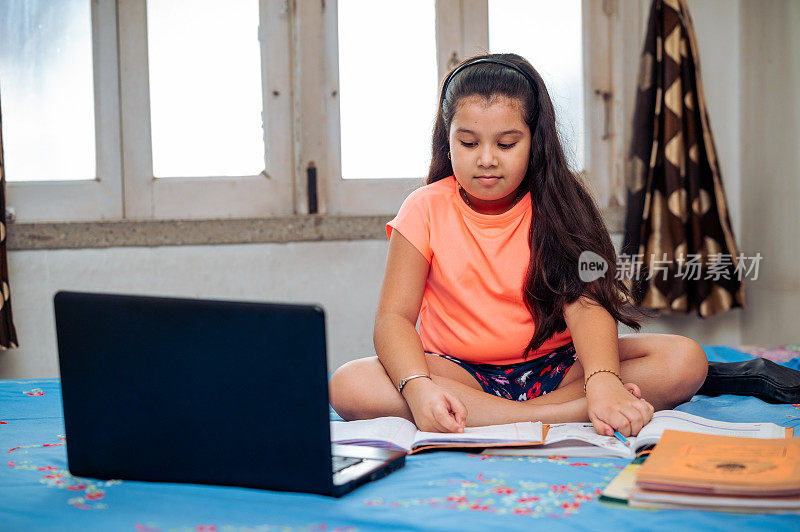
[1,346,798,531]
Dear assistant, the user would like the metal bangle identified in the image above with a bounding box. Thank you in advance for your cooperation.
[397,374,431,394]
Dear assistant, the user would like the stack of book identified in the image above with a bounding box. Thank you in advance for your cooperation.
[627,430,800,513]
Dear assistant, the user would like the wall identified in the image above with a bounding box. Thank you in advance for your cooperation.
[739,0,800,345]
[2,241,389,378]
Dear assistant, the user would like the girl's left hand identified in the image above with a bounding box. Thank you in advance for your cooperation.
[585,374,654,437]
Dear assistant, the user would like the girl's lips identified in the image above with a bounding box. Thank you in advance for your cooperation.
[475,176,501,184]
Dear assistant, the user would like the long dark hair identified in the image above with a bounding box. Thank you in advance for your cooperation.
[428,53,644,355]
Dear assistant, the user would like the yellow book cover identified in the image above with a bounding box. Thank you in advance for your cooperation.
[635,429,800,496]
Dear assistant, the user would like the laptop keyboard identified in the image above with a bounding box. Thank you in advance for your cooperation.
[332,455,364,473]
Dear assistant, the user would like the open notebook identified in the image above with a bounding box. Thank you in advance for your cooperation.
[331,417,544,454]
[482,410,790,459]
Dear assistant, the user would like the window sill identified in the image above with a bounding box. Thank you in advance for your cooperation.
[7,206,624,251]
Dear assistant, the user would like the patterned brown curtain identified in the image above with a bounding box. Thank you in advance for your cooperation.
[622,0,746,318]
[0,89,19,348]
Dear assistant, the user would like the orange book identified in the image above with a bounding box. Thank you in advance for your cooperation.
[635,430,800,496]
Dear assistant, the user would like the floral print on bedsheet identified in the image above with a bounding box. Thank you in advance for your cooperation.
[6,434,117,510]
[363,455,624,519]
[736,345,800,363]
[133,524,357,532]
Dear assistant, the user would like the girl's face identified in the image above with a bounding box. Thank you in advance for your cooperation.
[448,95,531,214]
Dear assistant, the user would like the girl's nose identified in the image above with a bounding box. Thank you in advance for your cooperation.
[477,146,498,167]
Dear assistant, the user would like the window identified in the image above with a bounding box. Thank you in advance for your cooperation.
[118,0,293,219]
[1,0,96,182]
[3,0,121,222]
[4,0,637,224]
[4,0,292,223]
[336,1,438,180]
[321,0,490,215]
[488,0,585,172]
[147,0,265,179]
[325,0,638,215]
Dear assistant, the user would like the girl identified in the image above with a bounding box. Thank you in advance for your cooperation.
[329,53,708,438]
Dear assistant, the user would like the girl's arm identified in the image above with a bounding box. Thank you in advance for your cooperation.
[374,230,467,433]
[564,296,654,437]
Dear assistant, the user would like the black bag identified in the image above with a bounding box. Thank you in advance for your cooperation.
[697,358,800,404]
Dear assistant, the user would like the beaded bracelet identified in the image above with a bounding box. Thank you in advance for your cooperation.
[583,369,623,394]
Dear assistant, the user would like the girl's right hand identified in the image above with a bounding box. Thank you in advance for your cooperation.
[401,377,468,433]
[586,377,653,437]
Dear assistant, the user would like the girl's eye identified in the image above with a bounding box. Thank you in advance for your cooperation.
[458,141,516,149]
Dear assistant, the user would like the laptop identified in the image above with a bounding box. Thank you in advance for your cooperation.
[53,291,405,497]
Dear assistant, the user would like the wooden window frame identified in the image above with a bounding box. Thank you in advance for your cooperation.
[582,0,649,209]
[313,0,489,216]
[117,0,294,220]
[7,0,645,225]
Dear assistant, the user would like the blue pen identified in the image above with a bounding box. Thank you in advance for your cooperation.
[613,430,630,446]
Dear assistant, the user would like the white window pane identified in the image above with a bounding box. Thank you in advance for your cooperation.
[0,0,96,182]
[147,0,264,178]
[338,1,438,180]
[489,0,584,172]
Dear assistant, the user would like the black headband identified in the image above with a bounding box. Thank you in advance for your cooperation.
[440,57,539,110]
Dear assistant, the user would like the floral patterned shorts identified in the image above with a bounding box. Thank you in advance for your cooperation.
[428,342,577,401]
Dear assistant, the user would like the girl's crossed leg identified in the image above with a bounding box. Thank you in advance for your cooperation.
[329,333,708,432]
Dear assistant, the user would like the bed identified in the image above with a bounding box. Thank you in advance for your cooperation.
[2,345,799,531]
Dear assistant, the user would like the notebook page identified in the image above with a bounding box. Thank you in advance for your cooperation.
[330,416,418,452]
[480,423,632,458]
[543,423,633,457]
[634,410,787,449]
[412,421,543,447]
[482,441,632,458]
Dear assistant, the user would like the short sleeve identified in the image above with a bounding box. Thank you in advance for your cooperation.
[386,188,433,263]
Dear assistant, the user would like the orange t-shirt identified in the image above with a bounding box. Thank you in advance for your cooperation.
[386,175,572,365]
